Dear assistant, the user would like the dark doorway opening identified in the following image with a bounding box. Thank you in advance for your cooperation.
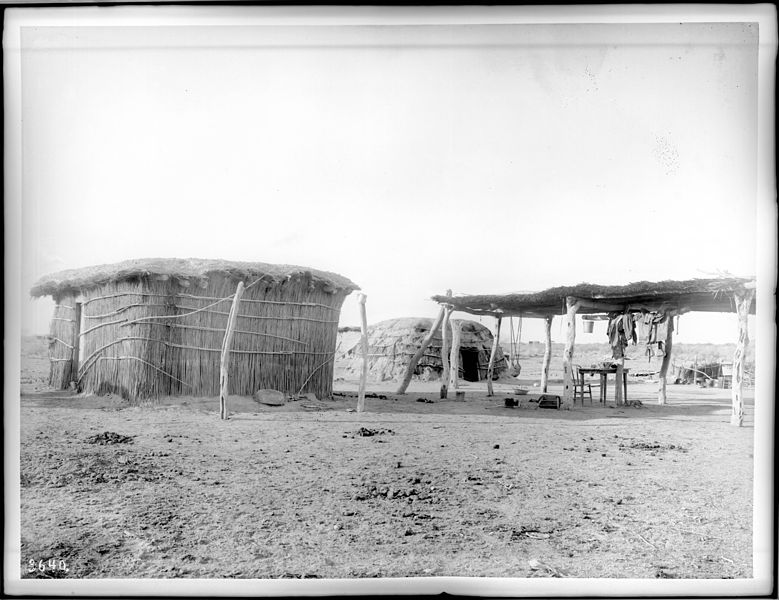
[460,349,480,382]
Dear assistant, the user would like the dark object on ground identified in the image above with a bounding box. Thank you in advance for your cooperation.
[333,392,388,400]
[416,398,435,403]
[538,394,561,409]
[85,431,133,445]
[354,427,394,437]
[504,398,517,408]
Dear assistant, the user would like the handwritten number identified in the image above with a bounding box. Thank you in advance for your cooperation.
[26,557,69,573]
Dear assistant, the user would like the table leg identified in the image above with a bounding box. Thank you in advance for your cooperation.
[600,373,606,403]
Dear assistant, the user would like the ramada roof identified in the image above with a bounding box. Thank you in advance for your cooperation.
[431,277,756,318]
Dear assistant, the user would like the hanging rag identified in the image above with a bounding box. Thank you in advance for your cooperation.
[645,311,669,360]
[636,312,653,344]
[607,311,636,359]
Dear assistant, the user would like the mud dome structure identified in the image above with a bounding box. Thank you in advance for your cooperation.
[31,258,359,402]
[335,317,507,383]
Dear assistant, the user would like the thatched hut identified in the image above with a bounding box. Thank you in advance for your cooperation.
[30,258,359,401]
[335,317,507,383]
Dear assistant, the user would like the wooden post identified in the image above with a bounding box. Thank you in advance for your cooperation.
[508,316,516,370]
[396,306,445,395]
[730,289,754,426]
[486,316,502,396]
[219,281,245,420]
[357,293,368,413]
[540,315,553,392]
[440,291,452,399]
[561,297,579,409]
[657,314,675,405]
[71,302,82,386]
[449,319,462,392]
[614,356,625,406]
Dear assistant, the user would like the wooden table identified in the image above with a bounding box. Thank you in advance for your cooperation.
[578,367,630,404]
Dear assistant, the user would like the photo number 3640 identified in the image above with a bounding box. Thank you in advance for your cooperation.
[27,558,69,574]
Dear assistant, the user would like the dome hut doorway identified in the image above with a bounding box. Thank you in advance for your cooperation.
[459,347,481,382]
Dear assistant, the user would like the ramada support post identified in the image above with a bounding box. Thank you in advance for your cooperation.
[440,291,453,399]
[396,306,446,395]
[730,289,754,426]
[486,315,502,397]
[448,319,462,392]
[657,313,675,405]
[614,355,625,406]
[219,280,245,420]
[357,293,368,413]
[561,297,580,410]
[540,315,554,392]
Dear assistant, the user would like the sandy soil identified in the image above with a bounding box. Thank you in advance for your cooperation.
[18,340,755,581]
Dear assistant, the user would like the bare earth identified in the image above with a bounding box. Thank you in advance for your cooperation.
[18,338,754,580]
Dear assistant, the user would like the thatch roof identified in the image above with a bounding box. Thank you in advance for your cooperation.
[432,277,756,318]
[30,258,359,298]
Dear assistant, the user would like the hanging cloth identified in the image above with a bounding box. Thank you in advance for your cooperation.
[607,311,636,359]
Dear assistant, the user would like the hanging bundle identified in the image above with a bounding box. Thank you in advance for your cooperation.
[508,315,522,373]
[509,316,515,367]
[606,311,637,359]
[644,311,669,361]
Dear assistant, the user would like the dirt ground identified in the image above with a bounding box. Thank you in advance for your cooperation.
[17,337,755,580]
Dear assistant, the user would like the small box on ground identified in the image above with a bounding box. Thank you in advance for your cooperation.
[537,394,561,409]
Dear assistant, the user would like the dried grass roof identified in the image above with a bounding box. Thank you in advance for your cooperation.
[30,257,360,298]
[432,277,756,317]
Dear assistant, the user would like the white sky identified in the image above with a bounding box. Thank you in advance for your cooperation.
[7,8,773,344]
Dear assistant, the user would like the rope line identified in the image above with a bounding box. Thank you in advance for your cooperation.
[97,356,191,387]
[49,337,75,349]
[82,290,338,311]
[297,353,336,395]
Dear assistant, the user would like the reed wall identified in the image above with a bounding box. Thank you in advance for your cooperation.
[49,273,350,402]
[48,293,79,388]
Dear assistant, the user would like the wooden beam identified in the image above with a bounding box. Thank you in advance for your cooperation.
[561,297,579,409]
[357,293,368,413]
[730,289,754,426]
[657,313,675,405]
[440,291,452,399]
[576,298,627,312]
[219,281,245,421]
[442,306,502,318]
[396,306,446,395]
[449,318,462,392]
[580,298,687,315]
[540,315,554,393]
[486,316,502,397]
